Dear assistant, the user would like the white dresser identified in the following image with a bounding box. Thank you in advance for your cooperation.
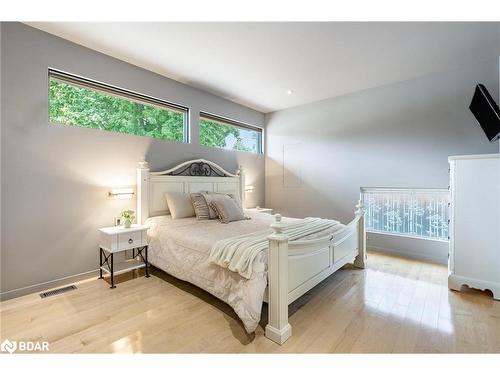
[448,154,500,299]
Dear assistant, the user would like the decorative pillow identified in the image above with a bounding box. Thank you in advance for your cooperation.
[205,192,242,216]
[190,192,210,220]
[164,192,195,219]
[201,193,234,219]
[190,191,242,220]
[225,193,243,210]
[201,193,221,219]
[208,195,246,224]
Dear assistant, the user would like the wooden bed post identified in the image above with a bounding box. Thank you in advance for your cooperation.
[237,165,246,208]
[265,214,292,345]
[137,157,150,225]
[353,199,367,269]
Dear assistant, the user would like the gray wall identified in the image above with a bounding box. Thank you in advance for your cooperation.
[265,59,499,262]
[0,22,3,294]
[0,23,265,297]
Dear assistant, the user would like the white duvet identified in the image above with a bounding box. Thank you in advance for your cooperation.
[146,211,344,333]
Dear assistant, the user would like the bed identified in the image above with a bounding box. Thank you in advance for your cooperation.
[137,158,366,344]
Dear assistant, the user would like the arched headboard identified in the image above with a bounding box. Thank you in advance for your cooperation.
[137,158,245,224]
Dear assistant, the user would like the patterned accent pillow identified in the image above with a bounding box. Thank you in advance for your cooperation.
[203,192,242,218]
[208,195,246,224]
[201,193,221,219]
[190,193,210,220]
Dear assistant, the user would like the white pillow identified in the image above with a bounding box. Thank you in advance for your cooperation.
[164,192,195,219]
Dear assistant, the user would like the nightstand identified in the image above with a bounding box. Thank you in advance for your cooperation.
[98,224,150,289]
[246,207,274,215]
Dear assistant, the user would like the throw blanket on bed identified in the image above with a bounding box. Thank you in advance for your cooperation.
[209,217,339,279]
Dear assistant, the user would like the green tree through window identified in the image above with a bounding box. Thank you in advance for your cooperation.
[49,79,186,141]
[199,116,262,153]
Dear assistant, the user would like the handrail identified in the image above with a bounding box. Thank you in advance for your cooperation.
[360,187,449,241]
[361,187,448,193]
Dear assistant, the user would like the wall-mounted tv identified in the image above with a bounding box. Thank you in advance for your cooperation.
[469,84,500,142]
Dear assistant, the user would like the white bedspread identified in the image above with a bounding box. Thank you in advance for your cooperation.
[146,211,344,333]
[209,217,341,279]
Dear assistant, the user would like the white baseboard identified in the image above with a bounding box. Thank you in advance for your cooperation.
[0,269,99,301]
[367,245,447,264]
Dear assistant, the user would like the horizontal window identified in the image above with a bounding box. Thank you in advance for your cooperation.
[199,112,262,154]
[48,69,188,142]
[361,188,450,242]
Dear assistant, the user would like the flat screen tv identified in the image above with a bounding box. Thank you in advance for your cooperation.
[469,84,500,142]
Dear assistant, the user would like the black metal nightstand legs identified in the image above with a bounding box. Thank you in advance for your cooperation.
[99,247,116,288]
[98,248,104,279]
[99,246,150,289]
[145,246,150,278]
[110,253,116,289]
[135,246,151,278]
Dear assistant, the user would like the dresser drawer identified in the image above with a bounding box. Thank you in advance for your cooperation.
[117,231,143,250]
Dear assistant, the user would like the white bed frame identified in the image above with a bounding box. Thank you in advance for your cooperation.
[137,158,366,345]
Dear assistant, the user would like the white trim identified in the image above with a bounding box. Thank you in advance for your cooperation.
[0,269,99,301]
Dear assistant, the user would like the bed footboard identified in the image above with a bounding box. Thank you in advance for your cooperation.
[265,201,366,345]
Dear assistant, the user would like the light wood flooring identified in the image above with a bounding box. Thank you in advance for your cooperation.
[1,251,499,353]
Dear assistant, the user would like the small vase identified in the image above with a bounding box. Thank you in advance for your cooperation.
[123,219,132,228]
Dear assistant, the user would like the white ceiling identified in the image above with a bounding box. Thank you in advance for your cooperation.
[27,22,500,113]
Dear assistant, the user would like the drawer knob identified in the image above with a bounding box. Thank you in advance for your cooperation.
[128,238,133,244]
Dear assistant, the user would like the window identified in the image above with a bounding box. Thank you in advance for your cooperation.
[361,188,449,241]
[199,113,262,154]
[48,69,188,142]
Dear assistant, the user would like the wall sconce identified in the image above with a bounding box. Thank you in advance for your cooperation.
[245,185,255,193]
[109,188,134,200]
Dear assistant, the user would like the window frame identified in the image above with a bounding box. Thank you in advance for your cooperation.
[48,68,190,142]
[199,111,264,154]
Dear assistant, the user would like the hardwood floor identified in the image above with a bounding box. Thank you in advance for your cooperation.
[1,251,499,353]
